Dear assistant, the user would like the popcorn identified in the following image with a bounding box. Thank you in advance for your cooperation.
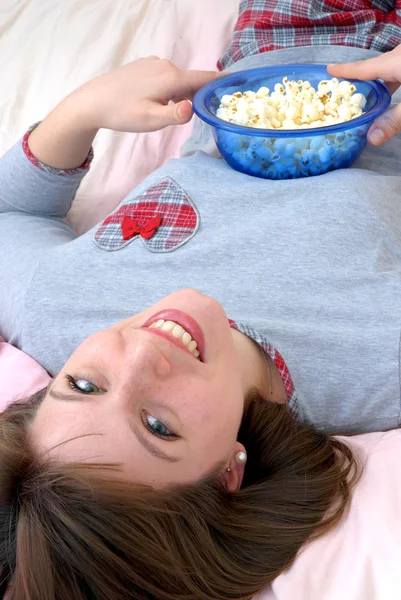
[337,104,353,121]
[349,93,367,109]
[217,77,367,130]
[256,86,270,98]
[215,77,369,181]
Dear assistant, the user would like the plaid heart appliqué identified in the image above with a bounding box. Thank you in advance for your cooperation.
[93,178,200,253]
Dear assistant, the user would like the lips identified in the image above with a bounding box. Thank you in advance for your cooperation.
[142,309,205,362]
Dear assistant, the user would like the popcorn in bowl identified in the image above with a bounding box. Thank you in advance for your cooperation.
[214,77,369,179]
[193,64,391,180]
[217,77,367,130]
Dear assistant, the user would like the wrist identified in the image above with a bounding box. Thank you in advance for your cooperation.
[63,86,103,133]
[27,94,98,171]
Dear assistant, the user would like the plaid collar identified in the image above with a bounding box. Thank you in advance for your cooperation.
[229,318,300,419]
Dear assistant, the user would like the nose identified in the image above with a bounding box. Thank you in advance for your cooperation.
[118,329,172,387]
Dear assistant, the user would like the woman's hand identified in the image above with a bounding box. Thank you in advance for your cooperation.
[327,45,401,146]
[74,56,223,133]
[28,57,223,170]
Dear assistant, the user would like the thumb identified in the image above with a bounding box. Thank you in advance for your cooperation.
[367,103,401,145]
[327,54,400,84]
[147,99,194,130]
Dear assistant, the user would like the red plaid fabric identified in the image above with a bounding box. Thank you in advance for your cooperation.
[93,178,199,253]
[218,0,401,69]
[22,123,93,175]
[228,319,299,418]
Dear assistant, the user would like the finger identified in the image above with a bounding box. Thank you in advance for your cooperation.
[138,55,159,61]
[146,99,193,130]
[367,103,401,145]
[327,55,400,83]
[384,81,401,95]
[174,69,229,100]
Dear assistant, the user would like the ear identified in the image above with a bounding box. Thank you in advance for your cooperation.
[222,441,247,493]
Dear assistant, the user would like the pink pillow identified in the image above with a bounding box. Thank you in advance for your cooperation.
[0,336,51,411]
[257,430,401,600]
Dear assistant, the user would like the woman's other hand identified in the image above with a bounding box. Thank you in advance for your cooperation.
[28,58,223,170]
[74,57,223,133]
[327,45,401,146]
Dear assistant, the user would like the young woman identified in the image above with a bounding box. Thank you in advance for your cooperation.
[1,2,401,597]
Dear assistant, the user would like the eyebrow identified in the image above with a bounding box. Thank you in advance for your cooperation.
[48,388,180,463]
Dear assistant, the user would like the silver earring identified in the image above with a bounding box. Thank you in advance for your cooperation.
[226,467,231,472]
[235,451,247,464]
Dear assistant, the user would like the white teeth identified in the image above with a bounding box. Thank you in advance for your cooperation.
[172,324,185,338]
[182,332,192,346]
[161,321,175,332]
[147,319,201,360]
[187,340,197,352]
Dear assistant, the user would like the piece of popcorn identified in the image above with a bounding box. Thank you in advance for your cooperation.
[269,92,282,107]
[258,144,273,160]
[318,80,330,94]
[272,139,287,153]
[329,91,342,104]
[236,97,251,123]
[349,93,367,109]
[318,145,331,163]
[270,117,282,128]
[314,100,325,113]
[217,107,229,119]
[220,95,238,107]
[258,122,274,129]
[286,104,301,120]
[265,104,277,119]
[337,104,353,121]
[282,118,298,129]
[243,90,256,100]
[302,103,320,122]
[277,106,287,121]
[350,105,363,117]
[256,86,270,98]
[294,137,310,150]
[338,80,355,96]
[274,83,285,94]
[328,77,340,90]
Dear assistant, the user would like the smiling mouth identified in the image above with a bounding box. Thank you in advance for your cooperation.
[147,320,200,359]
[142,310,205,361]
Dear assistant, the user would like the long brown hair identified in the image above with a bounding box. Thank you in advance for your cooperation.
[0,387,358,600]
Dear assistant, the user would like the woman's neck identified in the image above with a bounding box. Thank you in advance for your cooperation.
[231,328,288,404]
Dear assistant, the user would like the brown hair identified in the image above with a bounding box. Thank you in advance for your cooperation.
[0,387,358,600]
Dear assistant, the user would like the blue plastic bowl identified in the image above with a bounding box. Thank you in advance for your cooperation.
[193,64,391,180]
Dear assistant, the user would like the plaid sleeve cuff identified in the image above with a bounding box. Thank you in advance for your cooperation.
[22,122,94,176]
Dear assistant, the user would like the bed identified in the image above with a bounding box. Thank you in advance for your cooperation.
[0,1,399,599]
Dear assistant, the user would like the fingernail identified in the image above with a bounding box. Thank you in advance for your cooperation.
[369,128,386,145]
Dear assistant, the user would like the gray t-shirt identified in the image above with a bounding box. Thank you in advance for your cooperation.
[1,46,401,434]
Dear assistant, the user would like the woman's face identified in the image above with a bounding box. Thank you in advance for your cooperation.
[30,290,249,488]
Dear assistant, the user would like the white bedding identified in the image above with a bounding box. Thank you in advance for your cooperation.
[0,0,239,233]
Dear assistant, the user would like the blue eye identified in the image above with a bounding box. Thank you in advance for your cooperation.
[143,412,178,440]
[66,375,101,394]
